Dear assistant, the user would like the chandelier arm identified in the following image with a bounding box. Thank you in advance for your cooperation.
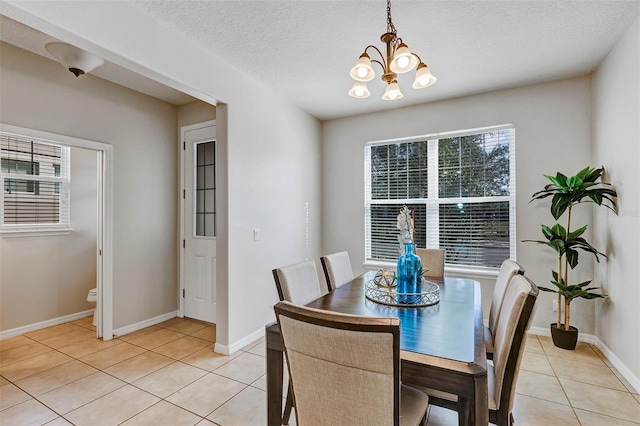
[411,52,423,64]
[370,59,386,72]
[364,45,388,68]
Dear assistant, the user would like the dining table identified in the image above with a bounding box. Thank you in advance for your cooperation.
[265,269,488,426]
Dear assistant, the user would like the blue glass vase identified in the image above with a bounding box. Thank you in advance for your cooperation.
[396,243,422,304]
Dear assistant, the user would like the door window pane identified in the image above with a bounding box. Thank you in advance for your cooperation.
[195,141,216,237]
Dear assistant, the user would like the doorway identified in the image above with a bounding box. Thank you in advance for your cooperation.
[0,123,113,340]
[180,121,217,323]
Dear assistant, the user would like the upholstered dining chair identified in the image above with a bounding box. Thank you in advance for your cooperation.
[412,273,538,426]
[274,300,430,426]
[485,259,525,360]
[272,260,323,424]
[272,260,323,306]
[320,251,354,291]
[415,248,445,279]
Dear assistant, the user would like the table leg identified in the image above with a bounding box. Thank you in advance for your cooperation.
[267,346,284,426]
[458,396,473,425]
[457,373,488,425]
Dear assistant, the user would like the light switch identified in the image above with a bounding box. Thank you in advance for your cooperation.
[253,228,260,241]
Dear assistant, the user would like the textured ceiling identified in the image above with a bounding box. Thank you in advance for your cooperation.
[131,0,640,120]
[3,2,639,119]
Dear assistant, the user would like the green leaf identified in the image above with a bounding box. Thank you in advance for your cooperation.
[577,166,594,181]
[566,175,583,188]
[568,225,588,240]
[566,249,579,269]
[551,223,566,238]
[541,225,554,239]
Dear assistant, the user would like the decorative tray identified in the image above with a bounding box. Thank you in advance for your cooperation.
[365,278,440,307]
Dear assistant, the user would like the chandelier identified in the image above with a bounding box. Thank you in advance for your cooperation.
[348,0,437,100]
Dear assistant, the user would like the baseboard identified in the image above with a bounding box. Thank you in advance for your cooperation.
[528,326,638,393]
[0,310,94,340]
[215,326,264,356]
[528,325,596,344]
[112,311,178,337]
[593,336,640,393]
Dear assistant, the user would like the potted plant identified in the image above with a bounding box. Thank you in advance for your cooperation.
[526,166,617,349]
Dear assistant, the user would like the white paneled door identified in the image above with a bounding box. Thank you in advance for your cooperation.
[183,123,217,323]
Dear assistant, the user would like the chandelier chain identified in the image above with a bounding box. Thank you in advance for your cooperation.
[386,0,397,38]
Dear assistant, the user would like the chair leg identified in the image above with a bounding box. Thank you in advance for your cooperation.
[282,381,294,425]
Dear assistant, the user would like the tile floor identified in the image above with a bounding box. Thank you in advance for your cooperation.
[1,316,638,425]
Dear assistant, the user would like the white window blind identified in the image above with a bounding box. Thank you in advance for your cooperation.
[365,126,515,269]
[1,132,70,231]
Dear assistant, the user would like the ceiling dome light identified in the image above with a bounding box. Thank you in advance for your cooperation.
[348,81,371,98]
[382,81,403,100]
[412,63,437,89]
[390,43,418,74]
[45,42,104,77]
[349,53,375,82]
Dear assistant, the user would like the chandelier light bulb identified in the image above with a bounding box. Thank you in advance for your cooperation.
[382,81,403,100]
[412,63,437,89]
[349,53,375,82]
[390,43,418,74]
[348,81,371,98]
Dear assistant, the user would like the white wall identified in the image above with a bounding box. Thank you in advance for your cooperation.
[2,1,322,349]
[322,77,596,332]
[0,41,179,330]
[0,144,97,330]
[592,15,640,389]
[177,101,216,129]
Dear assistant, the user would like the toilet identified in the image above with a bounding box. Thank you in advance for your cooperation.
[87,288,98,326]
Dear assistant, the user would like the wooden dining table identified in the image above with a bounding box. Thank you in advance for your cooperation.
[265,270,488,426]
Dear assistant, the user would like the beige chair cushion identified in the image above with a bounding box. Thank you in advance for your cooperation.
[415,248,445,278]
[276,302,429,426]
[488,260,524,340]
[273,260,322,305]
[321,251,354,290]
[492,275,529,407]
[400,384,430,426]
[280,314,396,425]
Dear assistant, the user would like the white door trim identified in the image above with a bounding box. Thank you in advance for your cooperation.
[0,123,114,340]
[179,120,217,318]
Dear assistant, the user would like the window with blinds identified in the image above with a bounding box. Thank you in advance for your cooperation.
[365,126,515,268]
[1,132,70,231]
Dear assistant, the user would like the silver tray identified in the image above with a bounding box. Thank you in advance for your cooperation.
[365,278,440,307]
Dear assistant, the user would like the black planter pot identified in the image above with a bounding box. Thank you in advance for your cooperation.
[550,323,578,350]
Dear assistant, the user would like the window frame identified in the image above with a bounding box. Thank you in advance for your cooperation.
[1,131,71,236]
[364,124,516,272]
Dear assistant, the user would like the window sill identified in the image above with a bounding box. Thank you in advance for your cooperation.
[363,260,499,279]
[1,228,73,238]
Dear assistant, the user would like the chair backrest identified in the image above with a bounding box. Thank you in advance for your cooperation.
[274,301,401,426]
[272,260,322,305]
[415,248,445,278]
[320,251,354,291]
[492,273,538,412]
[489,259,525,335]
